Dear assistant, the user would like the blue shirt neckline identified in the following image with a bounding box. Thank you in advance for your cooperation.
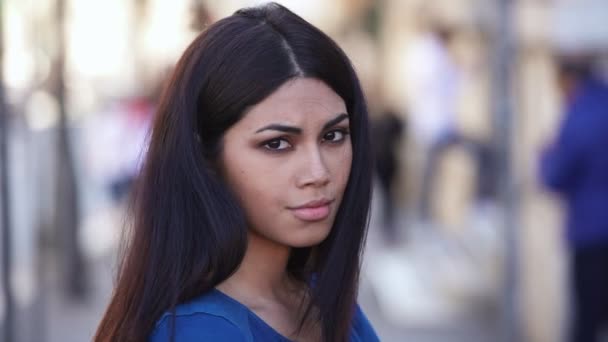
[210,288,294,341]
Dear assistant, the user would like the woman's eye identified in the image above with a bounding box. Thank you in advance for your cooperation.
[323,129,348,143]
[263,138,291,151]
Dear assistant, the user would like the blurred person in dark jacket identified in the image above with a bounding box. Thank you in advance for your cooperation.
[372,110,405,241]
[540,56,608,342]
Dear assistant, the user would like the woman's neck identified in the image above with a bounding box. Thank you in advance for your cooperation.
[216,232,320,341]
[216,231,298,305]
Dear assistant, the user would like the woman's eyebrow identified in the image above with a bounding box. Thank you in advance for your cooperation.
[322,113,349,131]
[255,113,349,134]
[255,124,302,134]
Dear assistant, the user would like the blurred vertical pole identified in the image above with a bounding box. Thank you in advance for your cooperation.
[134,0,148,85]
[0,0,16,340]
[53,0,86,298]
[491,0,521,341]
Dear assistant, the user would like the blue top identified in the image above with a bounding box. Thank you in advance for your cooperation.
[149,289,380,341]
[539,76,608,248]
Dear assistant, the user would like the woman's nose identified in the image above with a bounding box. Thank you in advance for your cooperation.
[295,148,330,188]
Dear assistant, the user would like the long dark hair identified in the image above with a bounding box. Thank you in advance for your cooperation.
[94,3,372,341]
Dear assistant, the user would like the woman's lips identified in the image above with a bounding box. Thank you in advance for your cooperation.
[289,199,333,222]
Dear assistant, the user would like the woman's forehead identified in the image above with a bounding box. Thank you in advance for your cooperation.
[241,78,347,127]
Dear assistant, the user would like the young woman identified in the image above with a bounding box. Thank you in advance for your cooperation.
[94,3,377,341]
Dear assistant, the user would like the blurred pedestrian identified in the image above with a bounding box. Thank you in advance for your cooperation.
[372,110,405,241]
[402,23,464,222]
[94,3,378,342]
[540,55,608,342]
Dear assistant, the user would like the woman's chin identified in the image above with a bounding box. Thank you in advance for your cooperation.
[285,229,332,248]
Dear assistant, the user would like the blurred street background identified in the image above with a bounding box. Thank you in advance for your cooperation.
[2,0,608,341]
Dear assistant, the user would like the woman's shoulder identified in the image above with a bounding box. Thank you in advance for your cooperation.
[149,289,253,342]
[150,312,246,341]
[351,303,380,342]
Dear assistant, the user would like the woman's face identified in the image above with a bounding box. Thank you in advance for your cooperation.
[219,78,352,248]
